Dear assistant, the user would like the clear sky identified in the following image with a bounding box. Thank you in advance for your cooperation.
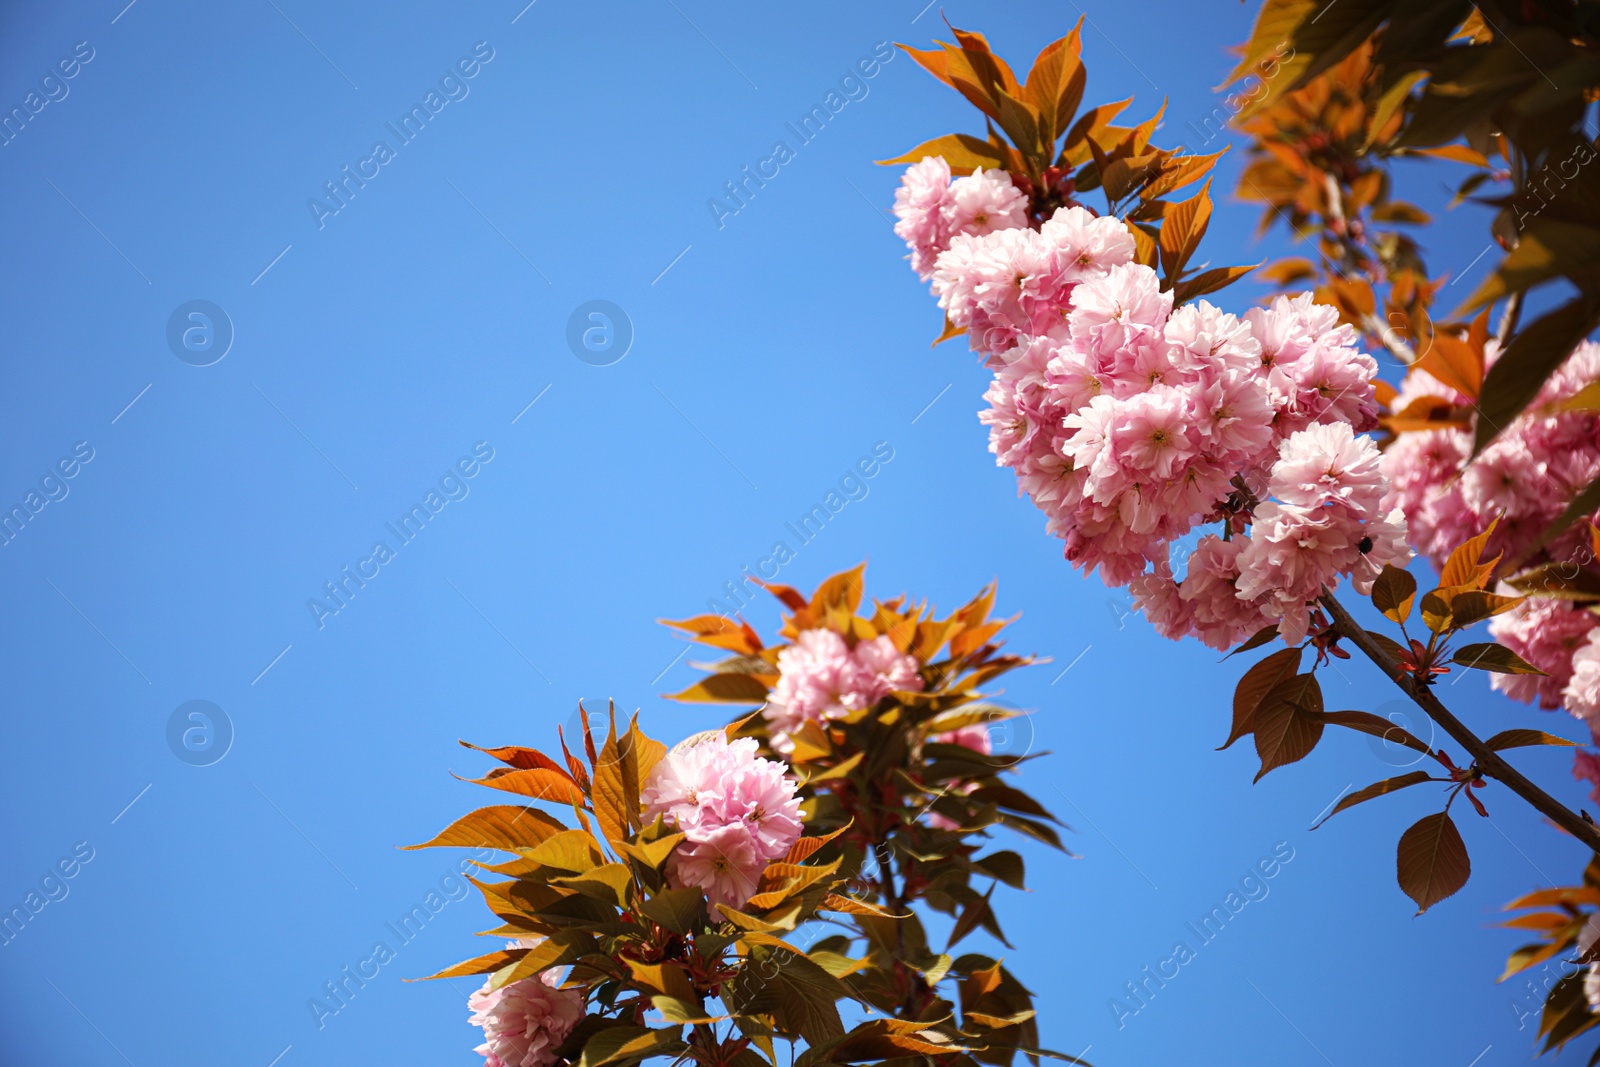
[0,2,1575,1066]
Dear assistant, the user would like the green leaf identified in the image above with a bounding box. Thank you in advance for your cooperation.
[1222,646,1301,750]
[1252,673,1324,781]
[1396,811,1471,914]
[1452,643,1548,676]
[970,850,1025,889]
[1224,624,1280,659]
[1312,771,1434,829]
[638,887,708,936]
[1484,728,1578,751]
[1371,565,1418,624]
[579,1026,686,1067]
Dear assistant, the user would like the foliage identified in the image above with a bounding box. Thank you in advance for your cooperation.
[1226,0,1600,470]
[880,19,1255,319]
[663,566,1076,1063]
[414,569,1083,1067]
[1226,521,1579,914]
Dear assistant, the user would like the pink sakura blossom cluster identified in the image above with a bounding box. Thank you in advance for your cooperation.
[1379,341,1600,787]
[894,159,1029,279]
[640,732,804,910]
[894,156,1405,648]
[1381,340,1600,573]
[468,939,585,1067]
[764,629,924,754]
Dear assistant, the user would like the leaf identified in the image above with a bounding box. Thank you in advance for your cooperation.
[1452,643,1548,676]
[1224,624,1280,658]
[460,767,586,807]
[528,829,605,873]
[402,805,566,852]
[658,614,763,655]
[1021,23,1087,141]
[625,959,697,1002]
[460,741,574,775]
[1319,710,1431,755]
[579,1026,686,1067]
[416,948,524,981]
[1158,179,1213,280]
[1448,590,1523,629]
[665,672,771,704]
[1440,518,1500,590]
[1396,811,1471,914]
[1253,673,1325,781]
[1171,263,1260,304]
[1471,296,1600,457]
[1223,646,1302,750]
[729,947,847,1046]
[810,564,867,617]
[638,887,708,936]
[1313,771,1435,828]
[556,862,633,907]
[877,133,1014,174]
[1507,561,1600,601]
[591,712,667,852]
[1484,728,1578,751]
[1371,565,1418,624]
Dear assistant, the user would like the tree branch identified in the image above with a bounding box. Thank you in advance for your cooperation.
[1319,590,1600,854]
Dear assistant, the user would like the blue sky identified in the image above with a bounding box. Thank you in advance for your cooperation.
[0,2,1576,1065]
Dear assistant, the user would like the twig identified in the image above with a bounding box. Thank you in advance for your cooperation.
[1319,590,1600,854]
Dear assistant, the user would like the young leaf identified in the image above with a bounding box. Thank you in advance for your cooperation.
[1439,518,1500,589]
[1252,673,1325,781]
[1396,811,1470,914]
[402,805,567,852]
[1452,643,1547,676]
[1483,729,1579,751]
[1222,646,1302,750]
[1371,565,1418,624]
[1312,771,1434,828]
[1319,710,1431,755]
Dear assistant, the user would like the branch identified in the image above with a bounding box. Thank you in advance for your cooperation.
[1318,590,1600,854]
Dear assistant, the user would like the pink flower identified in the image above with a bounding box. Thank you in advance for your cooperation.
[942,168,1029,239]
[1068,262,1172,357]
[1489,598,1600,709]
[1039,205,1135,281]
[1268,421,1387,514]
[469,956,585,1067]
[668,822,764,910]
[1112,387,1194,481]
[1573,749,1600,807]
[894,157,954,279]
[1567,629,1600,730]
[641,732,804,910]
[764,630,923,754]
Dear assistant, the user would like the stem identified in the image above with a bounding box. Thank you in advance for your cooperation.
[1319,590,1600,854]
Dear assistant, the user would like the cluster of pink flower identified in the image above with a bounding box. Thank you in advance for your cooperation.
[468,939,585,1067]
[640,732,804,909]
[764,629,924,753]
[893,157,1406,648]
[1382,341,1600,779]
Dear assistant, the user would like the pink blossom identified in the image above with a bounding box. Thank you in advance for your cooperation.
[893,157,954,279]
[641,732,803,910]
[763,630,924,754]
[469,953,585,1067]
[943,168,1029,239]
[1488,598,1600,709]
[1268,421,1386,514]
[1567,629,1600,731]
